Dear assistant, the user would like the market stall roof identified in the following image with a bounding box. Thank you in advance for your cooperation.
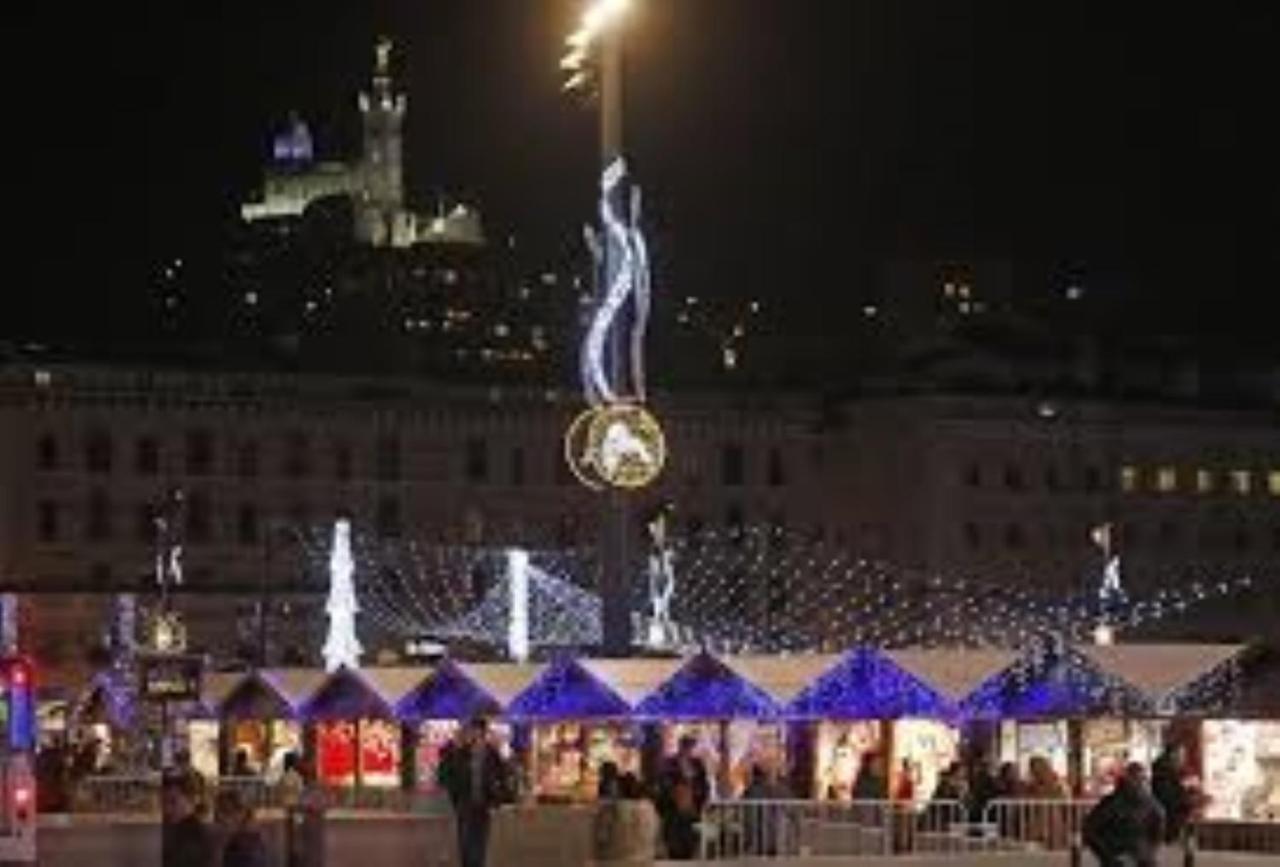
[578,658,685,706]
[201,671,252,717]
[259,669,328,710]
[1077,643,1247,708]
[786,647,955,720]
[886,648,1021,702]
[506,657,631,720]
[960,647,1153,720]
[397,659,505,722]
[455,662,545,707]
[360,667,431,708]
[721,654,844,705]
[301,667,413,721]
[634,652,783,719]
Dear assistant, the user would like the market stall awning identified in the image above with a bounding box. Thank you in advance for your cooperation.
[259,669,328,711]
[360,667,431,709]
[785,647,954,720]
[960,647,1153,720]
[216,672,302,720]
[722,654,844,706]
[396,660,504,722]
[1077,643,1247,711]
[886,648,1020,703]
[579,658,685,706]
[506,657,631,720]
[199,672,247,717]
[456,662,545,708]
[634,653,783,720]
[302,668,399,721]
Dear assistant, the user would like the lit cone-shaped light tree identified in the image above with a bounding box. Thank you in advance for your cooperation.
[323,518,362,672]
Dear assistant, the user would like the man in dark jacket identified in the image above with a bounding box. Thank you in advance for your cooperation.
[162,774,215,867]
[439,717,509,867]
[1151,744,1193,843]
[1083,763,1165,867]
[656,735,711,860]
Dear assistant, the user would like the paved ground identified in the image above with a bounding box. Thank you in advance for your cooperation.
[33,813,1280,867]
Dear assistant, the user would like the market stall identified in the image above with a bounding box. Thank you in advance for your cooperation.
[212,670,319,780]
[301,667,426,788]
[506,657,638,800]
[961,647,1153,787]
[631,653,781,799]
[395,660,541,792]
[785,648,954,802]
[887,649,1017,803]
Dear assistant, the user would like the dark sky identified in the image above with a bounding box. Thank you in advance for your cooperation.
[10,1,1280,343]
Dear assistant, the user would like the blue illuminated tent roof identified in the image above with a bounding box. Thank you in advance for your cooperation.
[302,668,396,721]
[785,648,954,719]
[219,672,296,720]
[506,657,631,720]
[960,647,1153,720]
[634,653,782,719]
[396,660,503,722]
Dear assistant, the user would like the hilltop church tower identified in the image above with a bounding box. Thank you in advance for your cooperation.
[357,37,407,246]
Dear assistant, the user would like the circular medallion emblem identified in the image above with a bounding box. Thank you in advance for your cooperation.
[564,403,666,490]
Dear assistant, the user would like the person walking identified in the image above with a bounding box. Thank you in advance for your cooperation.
[214,789,269,867]
[1083,762,1165,867]
[162,774,216,867]
[1151,744,1193,843]
[656,735,710,860]
[439,717,508,867]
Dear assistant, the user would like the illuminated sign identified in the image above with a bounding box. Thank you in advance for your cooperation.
[139,654,204,703]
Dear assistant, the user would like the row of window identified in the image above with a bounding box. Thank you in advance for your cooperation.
[961,521,1280,554]
[963,462,1280,497]
[1119,466,1280,497]
[37,432,403,481]
[38,432,794,490]
[36,495,405,546]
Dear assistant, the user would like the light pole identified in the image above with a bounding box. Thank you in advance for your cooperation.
[562,0,660,656]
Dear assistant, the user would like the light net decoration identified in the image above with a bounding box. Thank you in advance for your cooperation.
[296,522,1261,659]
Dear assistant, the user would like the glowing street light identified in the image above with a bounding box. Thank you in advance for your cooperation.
[561,0,633,94]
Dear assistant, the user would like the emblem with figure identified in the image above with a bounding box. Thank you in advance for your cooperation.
[565,403,666,490]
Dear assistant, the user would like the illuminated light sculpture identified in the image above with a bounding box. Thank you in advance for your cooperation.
[322,518,363,672]
[507,548,531,663]
[1090,523,1125,646]
[565,156,666,492]
[646,511,676,648]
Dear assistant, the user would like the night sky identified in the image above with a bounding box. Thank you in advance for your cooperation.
[10,1,1280,347]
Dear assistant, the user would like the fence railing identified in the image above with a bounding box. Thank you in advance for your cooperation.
[697,800,987,860]
[980,797,1096,852]
[72,775,448,815]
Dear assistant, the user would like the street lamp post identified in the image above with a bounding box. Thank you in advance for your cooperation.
[563,0,654,656]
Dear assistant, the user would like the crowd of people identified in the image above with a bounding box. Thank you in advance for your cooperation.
[161,748,307,867]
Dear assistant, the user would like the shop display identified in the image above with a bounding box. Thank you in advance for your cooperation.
[1203,720,1280,821]
[892,719,960,805]
[187,720,220,781]
[725,722,786,797]
[814,721,883,800]
[229,720,270,772]
[532,722,640,799]
[1081,719,1165,796]
[265,721,303,779]
[999,721,1069,779]
[317,721,358,786]
[359,719,402,788]
[415,720,513,792]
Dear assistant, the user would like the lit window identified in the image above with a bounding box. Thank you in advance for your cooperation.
[1195,469,1214,494]
[1119,466,1139,493]
[942,282,956,298]
[957,284,972,300]
[1155,467,1178,493]
[1268,471,1280,497]
[1229,470,1253,495]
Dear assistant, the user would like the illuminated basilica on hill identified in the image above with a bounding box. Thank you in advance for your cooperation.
[239,37,483,249]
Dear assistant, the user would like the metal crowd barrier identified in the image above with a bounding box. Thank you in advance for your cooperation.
[697,799,982,860]
[980,798,1096,852]
[73,775,440,815]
